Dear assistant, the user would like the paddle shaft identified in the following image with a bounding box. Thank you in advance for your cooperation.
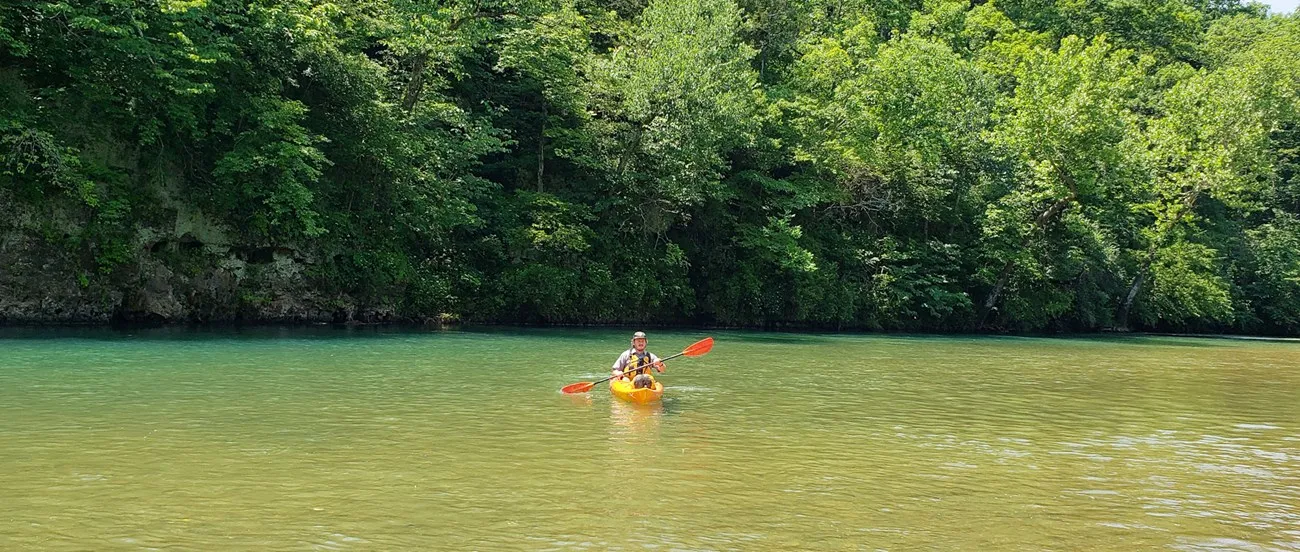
[585,349,683,388]
[561,337,712,393]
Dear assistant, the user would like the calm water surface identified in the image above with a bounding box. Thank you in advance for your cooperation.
[1,328,1298,551]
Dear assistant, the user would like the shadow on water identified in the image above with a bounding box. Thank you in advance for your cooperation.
[1066,334,1274,349]
[724,330,1300,350]
[5,325,1290,351]
[708,331,840,345]
[6,324,707,344]
[0,324,464,342]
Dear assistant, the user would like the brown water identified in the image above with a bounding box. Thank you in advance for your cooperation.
[1,328,1298,550]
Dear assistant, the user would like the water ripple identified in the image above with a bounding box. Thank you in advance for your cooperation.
[0,328,1298,550]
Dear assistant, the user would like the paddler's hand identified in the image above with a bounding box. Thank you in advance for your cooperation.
[612,370,624,379]
[654,361,665,373]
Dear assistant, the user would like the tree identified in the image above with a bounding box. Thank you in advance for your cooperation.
[979,36,1148,327]
[594,0,758,215]
[1118,14,1300,329]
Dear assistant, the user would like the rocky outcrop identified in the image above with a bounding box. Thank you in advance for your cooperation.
[0,193,405,326]
[0,194,120,324]
[0,235,122,324]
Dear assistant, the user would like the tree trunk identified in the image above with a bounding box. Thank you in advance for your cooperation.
[401,54,428,113]
[537,104,546,192]
[980,260,1017,325]
[978,195,1076,327]
[400,11,487,114]
[1116,271,1144,329]
[616,123,646,178]
[1113,187,1202,330]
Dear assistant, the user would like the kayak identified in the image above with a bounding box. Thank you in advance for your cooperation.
[609,378,664,404]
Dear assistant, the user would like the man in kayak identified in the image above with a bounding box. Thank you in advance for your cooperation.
[612,331,665,389]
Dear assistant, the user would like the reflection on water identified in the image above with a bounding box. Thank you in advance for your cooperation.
[560,392,594,408]
[609,399,664,439]
[0,328,1298,550]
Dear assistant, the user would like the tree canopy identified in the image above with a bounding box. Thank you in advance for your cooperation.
[3,0,1300,333]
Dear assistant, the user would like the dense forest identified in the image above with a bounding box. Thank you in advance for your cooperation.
[2,0,1299,332]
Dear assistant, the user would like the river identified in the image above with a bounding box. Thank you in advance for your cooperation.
[1,327,1297,550]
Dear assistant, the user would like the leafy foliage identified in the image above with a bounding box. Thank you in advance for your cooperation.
[3,0,1300,332]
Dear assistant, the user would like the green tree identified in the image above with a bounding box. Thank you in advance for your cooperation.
[1119,14,1300,329]
[978,36,1148,328]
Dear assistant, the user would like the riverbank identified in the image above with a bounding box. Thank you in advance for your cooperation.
[5,316,1300,344]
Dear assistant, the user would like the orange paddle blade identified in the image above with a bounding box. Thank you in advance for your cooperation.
[683,337,714,357]
[561,381,596,394]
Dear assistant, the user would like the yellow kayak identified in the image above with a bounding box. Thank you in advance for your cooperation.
[609,378,664,404]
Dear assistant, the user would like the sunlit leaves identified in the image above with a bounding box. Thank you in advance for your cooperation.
[597,0,759,206]
[1139,241,1233,326]
[4,0,1300,331]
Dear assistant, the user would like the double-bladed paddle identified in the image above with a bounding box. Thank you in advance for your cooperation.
[560,337,714,394]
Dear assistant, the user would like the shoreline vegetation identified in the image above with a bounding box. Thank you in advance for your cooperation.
[6,320,1300,344]
[2,0,1299,335]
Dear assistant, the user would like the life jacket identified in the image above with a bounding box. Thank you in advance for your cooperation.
[625,350,654,376]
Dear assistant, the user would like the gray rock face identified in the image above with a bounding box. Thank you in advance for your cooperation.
[0,223,121,324]
[0,124,428,327]
[0,201,392,326]
[118,261,185,323]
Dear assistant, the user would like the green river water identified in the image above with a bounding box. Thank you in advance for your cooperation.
[1,328,1298,551]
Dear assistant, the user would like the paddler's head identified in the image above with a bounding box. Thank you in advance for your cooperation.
[631,331,647,352]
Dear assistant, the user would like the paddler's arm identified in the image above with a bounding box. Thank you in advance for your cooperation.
[611,351,629,378]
